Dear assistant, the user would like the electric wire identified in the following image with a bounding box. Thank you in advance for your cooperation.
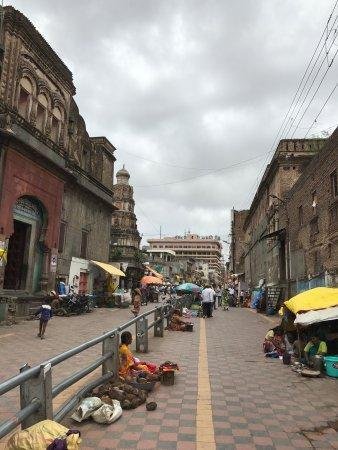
[269,1,338,152]
[119,149,216,171]
[304,83,338,137]
[283,13,338,138]
[244,2,338,206]
[134,152,267,188]
[291,46,338,136]
[135,202,160,234]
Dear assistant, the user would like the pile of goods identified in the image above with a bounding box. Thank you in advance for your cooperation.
[6,420,81,450]
[159,361,179,386]
[91,379,150,410]
[71,396,122,424]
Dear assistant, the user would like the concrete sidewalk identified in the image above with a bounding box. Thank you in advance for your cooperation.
[65,308,338,449]
[1,307,338,449]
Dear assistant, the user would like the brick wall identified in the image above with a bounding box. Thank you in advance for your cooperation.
[243,138,326,288]
[286,128,338,284]
[232,210,248,274]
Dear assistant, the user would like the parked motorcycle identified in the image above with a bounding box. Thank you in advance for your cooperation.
[56,293,92,316]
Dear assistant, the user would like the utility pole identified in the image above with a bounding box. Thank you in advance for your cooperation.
[159,225,162,239]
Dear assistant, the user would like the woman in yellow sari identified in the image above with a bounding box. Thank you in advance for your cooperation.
[119,331,157,380]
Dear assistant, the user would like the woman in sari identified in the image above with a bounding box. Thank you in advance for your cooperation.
[119,331,157,380]
[168,309,190,331]
[263,326,285,357]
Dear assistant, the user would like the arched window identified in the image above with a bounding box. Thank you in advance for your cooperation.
[18,77,33,119]
[36,93,48,132]
[51,107,62,142]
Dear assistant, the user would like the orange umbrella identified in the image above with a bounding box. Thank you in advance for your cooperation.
[140,275,163,285]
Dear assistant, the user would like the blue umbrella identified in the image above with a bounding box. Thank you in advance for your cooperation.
[175,283,202,293]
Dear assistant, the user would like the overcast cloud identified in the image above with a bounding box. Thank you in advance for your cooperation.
[7,0,338,255]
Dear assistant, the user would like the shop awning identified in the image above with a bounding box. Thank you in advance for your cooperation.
[90,260,125,277]
[145,265,164,279]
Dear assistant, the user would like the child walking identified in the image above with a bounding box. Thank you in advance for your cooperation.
[35,301,53,339]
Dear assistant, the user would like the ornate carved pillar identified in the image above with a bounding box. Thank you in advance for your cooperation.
[45,112,52,138]
[39,237,50,293]
[30,98,37,126]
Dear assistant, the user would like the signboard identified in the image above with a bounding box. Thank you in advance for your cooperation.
[50,253,58,273]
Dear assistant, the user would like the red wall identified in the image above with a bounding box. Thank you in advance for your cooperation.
[0,148,64,248]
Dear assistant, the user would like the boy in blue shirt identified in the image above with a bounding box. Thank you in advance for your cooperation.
[35,300,53,339]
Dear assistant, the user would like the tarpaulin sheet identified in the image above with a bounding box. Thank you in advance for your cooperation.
[284,287,338,314]
[294,306,338,326]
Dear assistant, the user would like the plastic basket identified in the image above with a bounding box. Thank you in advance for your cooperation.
[324,355,338,378]
[160,370,175,386]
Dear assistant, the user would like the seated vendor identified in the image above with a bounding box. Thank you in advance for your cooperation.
[292,333,307,359]
[263,326,285,356]
[168,309,190,331]
[304,333,327,367]
[119,331,158,380]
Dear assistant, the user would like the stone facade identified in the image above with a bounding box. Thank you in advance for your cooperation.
[110,166,142,288]
[229,209,248,275]
[285,128,338,293]
[0,7,116,297]
[243,138,326,291]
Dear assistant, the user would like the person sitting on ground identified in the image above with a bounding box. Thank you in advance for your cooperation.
[292,333,307,359]
[118,331,158,380]
[304,333,327,367]
[167,309,191,331]
[131,288,142,317]
[263,325,285,357]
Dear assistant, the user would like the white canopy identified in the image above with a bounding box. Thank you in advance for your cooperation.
[294,306,338,326]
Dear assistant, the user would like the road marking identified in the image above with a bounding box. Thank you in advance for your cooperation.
[196,319,216,450]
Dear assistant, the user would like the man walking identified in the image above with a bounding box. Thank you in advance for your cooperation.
[201,285,214,318]
[214,286,221,309]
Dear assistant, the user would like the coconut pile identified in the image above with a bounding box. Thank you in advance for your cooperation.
[91,379,150,410]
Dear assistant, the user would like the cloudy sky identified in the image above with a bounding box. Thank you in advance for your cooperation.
[7,0,338,255]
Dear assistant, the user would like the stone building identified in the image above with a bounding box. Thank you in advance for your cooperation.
[285,128,337,293]
[243,138,326,299]
[228,208,249,275]
[110,166,142,288]
[0,6,116,305]
[146,249,176,281]
[148,234,222,283]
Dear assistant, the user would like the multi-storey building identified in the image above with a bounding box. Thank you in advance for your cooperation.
[146,249,176,281]
[243,138,326,298]
[285,128,337,293]
[0,7,116,310]
[147,234,222,283]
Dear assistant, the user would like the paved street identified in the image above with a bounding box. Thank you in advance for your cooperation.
[1,307,338,449]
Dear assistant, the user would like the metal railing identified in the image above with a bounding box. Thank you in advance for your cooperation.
[0,296,188,439]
